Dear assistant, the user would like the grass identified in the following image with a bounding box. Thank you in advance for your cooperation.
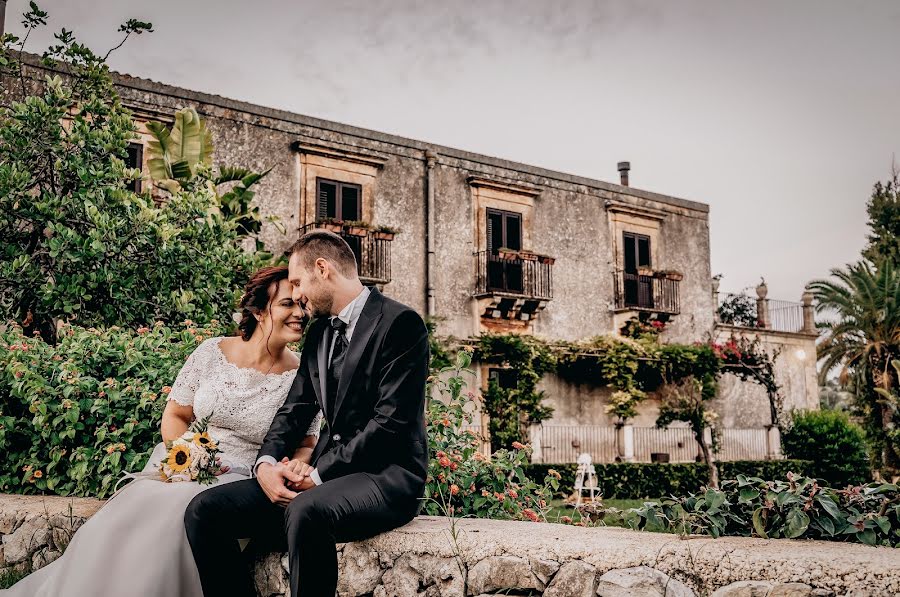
[0,567,29,589]
[546,498,661,527]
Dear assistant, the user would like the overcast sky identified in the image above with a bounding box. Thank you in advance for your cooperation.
[7,0,900,301]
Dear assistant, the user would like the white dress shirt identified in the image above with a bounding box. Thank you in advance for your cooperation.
[254,286,372,486]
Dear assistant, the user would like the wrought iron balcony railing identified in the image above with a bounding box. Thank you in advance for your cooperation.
[300,221,393,285]
[474,250,553,301]
[612,270,681,316]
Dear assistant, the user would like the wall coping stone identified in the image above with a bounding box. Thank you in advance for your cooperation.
[1,494,897,595]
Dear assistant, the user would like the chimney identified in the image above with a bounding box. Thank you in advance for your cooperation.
[617,161,630,186]
[0,1,6,37]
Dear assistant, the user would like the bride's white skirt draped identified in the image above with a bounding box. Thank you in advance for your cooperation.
[2,444,250,597]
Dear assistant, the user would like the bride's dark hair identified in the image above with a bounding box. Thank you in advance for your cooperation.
[237,266,290,341]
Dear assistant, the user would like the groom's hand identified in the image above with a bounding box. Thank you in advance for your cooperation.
[281,457,316,491]
[256,462,300,506]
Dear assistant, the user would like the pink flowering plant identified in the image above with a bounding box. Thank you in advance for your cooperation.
[0,320,227,497]
[423,349,559,522]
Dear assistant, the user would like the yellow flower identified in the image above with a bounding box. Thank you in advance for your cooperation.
[192,432,216,451]
[166,444,192,473]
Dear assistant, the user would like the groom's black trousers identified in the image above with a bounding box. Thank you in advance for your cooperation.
[184,473,418,597]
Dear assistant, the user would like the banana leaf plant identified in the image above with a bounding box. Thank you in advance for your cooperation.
[146,108,280,239]
[146,107,213,194]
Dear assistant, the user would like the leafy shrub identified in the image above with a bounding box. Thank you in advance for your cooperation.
[782,409,870,488]
[0,14,262,341]
[0,320,226,497]
[524,460,815,500]
[622,473,900,547]
[423,350,557,521]
[717,291,758,327]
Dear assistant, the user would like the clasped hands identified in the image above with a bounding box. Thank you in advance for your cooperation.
[256,458,316,506]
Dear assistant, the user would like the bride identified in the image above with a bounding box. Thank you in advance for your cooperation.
[3,265,320,597]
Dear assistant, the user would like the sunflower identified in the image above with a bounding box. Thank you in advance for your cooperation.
[166,444,192,473]
[192,432,217,451]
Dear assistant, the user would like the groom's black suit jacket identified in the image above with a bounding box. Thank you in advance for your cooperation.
[257,288,429,502]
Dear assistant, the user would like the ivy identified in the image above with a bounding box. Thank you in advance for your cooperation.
[473,334,556,452]
[442,326,780,472]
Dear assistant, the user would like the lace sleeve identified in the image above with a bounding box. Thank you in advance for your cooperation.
[167,338,217,407]
[306,410,323,436]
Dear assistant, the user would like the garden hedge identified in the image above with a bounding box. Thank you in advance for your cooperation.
[524,460,816,499]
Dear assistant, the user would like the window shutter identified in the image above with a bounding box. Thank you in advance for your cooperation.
[487,211,504,253]
[638,236,651,268]
[341,185,361,220]
[126,143,143,193]
[623,233,637,273]
[317,180,337,219]
[505,213,522,251]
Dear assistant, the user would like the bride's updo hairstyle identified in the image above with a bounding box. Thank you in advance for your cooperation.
[237,266,290,341]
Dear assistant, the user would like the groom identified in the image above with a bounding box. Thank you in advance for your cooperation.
[184,230,429,597]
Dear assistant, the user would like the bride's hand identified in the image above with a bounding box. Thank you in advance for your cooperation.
[281,457,313,490]
[213,457,230,476]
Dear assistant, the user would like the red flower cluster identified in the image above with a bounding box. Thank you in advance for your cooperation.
[710,339,743,361]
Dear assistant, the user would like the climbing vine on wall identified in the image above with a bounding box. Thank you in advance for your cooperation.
[714,337,782,426]
[473,334,556,452]
[444,328,781,455]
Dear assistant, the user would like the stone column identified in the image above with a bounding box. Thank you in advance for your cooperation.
[801,290,816,334]
[618,424,635,462]
[756,280,769,329]
[766,425,783,460]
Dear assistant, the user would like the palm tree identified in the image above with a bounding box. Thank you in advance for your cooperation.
[809,259,900,473]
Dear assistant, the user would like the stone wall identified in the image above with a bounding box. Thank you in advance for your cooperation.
[713,325,820,429]
[3,494,898,596]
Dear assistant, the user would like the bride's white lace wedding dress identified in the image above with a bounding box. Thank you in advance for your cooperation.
[3,337,321,597]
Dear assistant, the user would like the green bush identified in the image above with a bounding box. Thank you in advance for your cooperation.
[423,350,557,522]
[622,474,900,547]
[0,15,262,342]
[525,460,815,500]
[782,409,871,488]
[0,320,226,497]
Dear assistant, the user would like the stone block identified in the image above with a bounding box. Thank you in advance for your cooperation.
[2,516,50,565]
[545,560,597,597]
[596,565,695,597]
[529,556,561,587]
[770,584,813,597]
[379,552,464,597]
[711,581,776,597]
[337,543,382,596]
[466,555,541,594]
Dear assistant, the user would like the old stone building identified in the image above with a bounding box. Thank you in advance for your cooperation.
[4,55,819,463]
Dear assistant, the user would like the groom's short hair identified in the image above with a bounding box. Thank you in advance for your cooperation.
[290,230,359,278]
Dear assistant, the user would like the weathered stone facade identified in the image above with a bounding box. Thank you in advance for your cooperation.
[2,55,819,447]
[2,494,897,596]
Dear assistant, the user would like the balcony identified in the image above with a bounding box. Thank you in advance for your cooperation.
[612,270,681,317]
[474,250,554,321]
[301,221,394,286]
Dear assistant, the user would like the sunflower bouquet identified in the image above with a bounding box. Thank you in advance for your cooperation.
[159,414,225,484]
